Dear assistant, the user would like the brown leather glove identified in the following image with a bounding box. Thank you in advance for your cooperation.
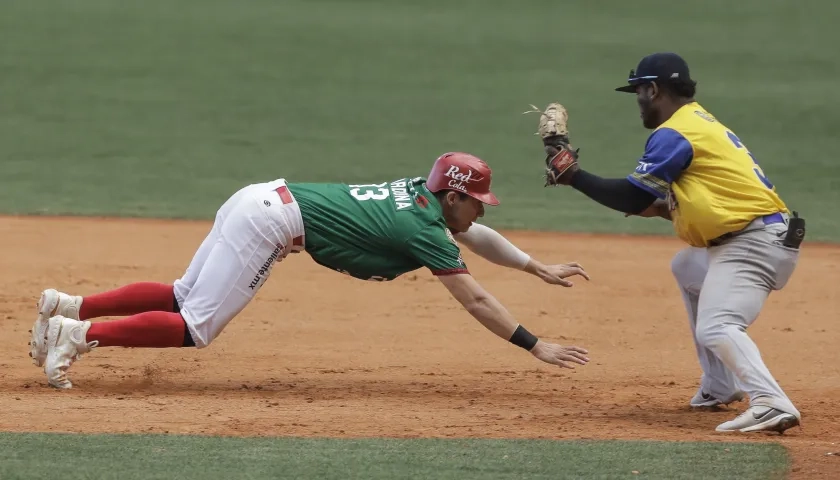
[525,103,580,186]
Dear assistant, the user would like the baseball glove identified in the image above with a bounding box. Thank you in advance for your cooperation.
[524,103,580,186]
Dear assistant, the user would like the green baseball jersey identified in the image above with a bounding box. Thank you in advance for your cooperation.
[287,177,468,281]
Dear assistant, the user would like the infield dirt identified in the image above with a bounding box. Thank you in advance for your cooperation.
[1,216,837,478]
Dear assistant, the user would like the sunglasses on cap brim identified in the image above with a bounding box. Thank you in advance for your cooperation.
[616,70,660,93]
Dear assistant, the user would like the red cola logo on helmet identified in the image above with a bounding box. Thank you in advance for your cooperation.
[426,152,500,206]
[444,165,483,193]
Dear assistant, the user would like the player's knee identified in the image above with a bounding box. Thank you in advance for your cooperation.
[178,306,232,349]
[179,315,196,347]
[695,321,725,350]
[670,248,695,280]
[670,247,708,290]
[695,315,741,351]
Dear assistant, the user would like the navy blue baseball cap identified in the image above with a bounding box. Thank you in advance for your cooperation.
[615,52,695,93]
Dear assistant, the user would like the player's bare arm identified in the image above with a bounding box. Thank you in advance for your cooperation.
[436,272,589,369]
[453,223,589,286]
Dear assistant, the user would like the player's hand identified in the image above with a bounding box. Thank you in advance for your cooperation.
[530,340,589,368]
[527,260,590,287]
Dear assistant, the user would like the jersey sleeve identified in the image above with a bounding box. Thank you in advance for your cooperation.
[627,128,694,198]
[405,224,469,276]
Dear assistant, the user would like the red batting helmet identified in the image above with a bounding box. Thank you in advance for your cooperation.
[425,152,500,206]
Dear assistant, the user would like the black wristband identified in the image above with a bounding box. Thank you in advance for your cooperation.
[509,324,538,351]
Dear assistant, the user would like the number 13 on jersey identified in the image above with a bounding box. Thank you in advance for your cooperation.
[349,183,389,201]
[726,131,774,189]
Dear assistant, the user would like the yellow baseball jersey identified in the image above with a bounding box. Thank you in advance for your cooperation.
[627,102,788,247]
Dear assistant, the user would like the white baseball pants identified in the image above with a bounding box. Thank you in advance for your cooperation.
[173,179,305,348]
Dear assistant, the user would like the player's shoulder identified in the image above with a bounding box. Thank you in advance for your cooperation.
[661,102,723,134]
[409,216,462,253]
[644,125,690,152]
[389,177,448,233]
[651,102,724,147]
[403,176,438,213]
[404,199,456,246]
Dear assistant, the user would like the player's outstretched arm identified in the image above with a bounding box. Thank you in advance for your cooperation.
[523,259,590,287]
[528,103,676,216]
[569,171,659,215]
[436,273,590,369]
[454,223,590,286]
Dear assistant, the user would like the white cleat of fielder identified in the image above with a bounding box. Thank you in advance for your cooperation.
[44,316,98,389]
[689,389,745,408]
[29,289,82,368]
[715,406,800,434]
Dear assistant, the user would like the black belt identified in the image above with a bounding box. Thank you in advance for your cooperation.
[708,212,786,247]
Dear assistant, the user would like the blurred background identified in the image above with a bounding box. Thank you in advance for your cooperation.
[2,0,838,240]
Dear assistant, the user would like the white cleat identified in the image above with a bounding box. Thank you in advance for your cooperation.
[44,316,98,389]
[715,406,800,434]
[690,389,745,408]
[30,289,82,367]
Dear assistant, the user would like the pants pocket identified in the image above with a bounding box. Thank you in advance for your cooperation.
[770,245,799,290]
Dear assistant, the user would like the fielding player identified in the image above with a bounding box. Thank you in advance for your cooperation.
[532,53,804,433]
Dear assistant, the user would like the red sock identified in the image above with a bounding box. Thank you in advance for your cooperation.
[86,311,187,348]
[80,282,176,320]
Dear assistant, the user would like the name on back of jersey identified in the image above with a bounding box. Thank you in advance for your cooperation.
[390,179,415,211]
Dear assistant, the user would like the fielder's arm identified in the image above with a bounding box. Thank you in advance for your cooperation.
[627,198,672,220]
[567,128,692,215]
[454,223,590,286]
[436,272,589,369]
[568,171,658,214]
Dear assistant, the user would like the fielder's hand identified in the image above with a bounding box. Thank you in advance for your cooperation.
[526,260,590,287]
[524,103,580,186]
[530,340,589,369]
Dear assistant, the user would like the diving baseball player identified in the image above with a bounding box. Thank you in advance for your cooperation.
[530,52,805,434]
[29,152,591,389]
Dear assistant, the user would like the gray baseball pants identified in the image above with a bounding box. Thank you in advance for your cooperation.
[670,214,800,417]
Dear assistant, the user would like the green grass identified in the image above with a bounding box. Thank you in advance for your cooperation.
[0,433,789,480]
[1,0,838,240]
